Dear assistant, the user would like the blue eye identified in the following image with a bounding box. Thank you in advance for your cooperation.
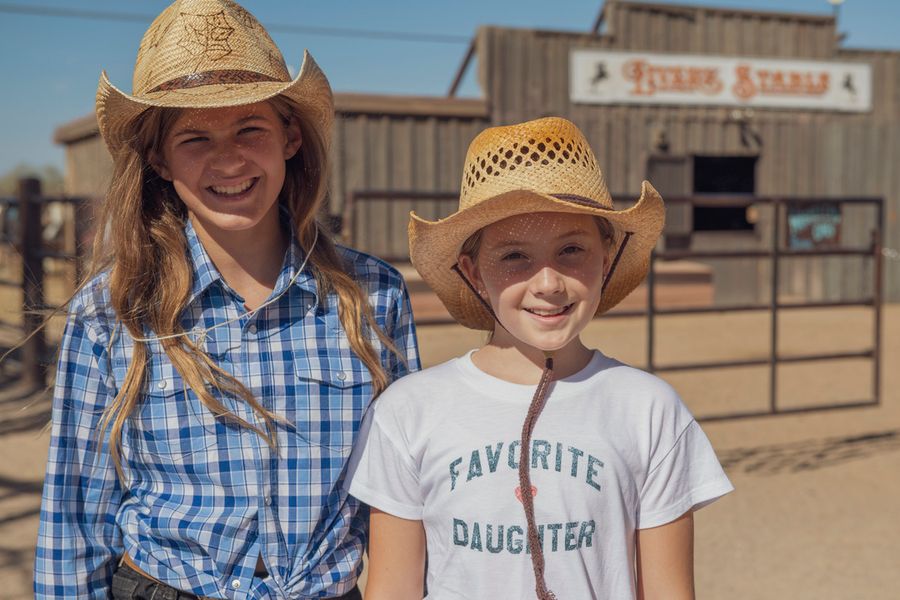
[560,245,584,255]
[501,251,527,261]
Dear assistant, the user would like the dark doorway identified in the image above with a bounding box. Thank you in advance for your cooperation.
[693,156,756,194]
[693,156,757,232]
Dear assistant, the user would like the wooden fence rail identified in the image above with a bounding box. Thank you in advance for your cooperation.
[0,177,88,389]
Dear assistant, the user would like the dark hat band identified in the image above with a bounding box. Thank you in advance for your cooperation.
[550,193,611,209]
[149,69,283,93]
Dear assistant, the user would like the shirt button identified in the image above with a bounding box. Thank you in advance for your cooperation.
[336,371,347,382]
[247,324,257,335]
[264,496,272,506]
[157,380,167,390]
[231,579,241,589]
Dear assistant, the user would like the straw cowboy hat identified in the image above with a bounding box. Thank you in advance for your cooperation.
[409,116,666,330]
[95,0,333,154]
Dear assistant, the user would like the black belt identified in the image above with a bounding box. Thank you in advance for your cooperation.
[111,563,363,600]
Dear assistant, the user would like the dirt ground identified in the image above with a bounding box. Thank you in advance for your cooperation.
[1,302,898,599]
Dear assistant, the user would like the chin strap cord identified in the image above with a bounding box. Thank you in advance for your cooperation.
[519,352,558,600]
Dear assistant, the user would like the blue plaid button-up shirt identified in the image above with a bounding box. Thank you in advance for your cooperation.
[34,220,420,599]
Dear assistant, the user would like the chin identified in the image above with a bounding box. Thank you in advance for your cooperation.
[202,211,270,232]
[516,331,576,353]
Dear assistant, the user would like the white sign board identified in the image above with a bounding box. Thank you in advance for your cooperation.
[570,49,871,112]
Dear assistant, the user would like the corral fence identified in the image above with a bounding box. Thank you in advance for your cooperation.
[0,177,89,389]
[342,190,884,422]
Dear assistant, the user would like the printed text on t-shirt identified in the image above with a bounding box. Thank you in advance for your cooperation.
[448,439,604,493]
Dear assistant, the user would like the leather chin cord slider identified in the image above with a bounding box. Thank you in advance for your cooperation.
[543,350,554,371]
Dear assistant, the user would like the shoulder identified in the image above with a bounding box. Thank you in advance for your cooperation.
[599,356,679,397]
[66,270,118,343]
[366,360,461,444]
[371,359,459,415]
[335,244,408,295]
[590,353,692,421]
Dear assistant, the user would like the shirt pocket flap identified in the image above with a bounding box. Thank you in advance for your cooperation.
[295,363,373,389]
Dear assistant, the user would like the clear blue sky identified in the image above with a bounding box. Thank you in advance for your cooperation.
[0,0,897,175]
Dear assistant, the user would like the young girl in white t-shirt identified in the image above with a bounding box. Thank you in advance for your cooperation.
[348,117,733,599]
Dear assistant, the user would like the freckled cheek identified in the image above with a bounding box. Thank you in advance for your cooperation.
[169,150,206,176]
[563,264,604,286]
[482,266,530,293]
[486,282,528,312]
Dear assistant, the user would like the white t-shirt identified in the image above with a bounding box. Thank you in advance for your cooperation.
[347,350,733,599]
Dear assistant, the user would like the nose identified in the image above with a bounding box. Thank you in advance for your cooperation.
[209,141,246,174]
[530,265,565,296]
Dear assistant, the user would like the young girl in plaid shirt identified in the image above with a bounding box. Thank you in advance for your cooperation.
[34,1,418,598]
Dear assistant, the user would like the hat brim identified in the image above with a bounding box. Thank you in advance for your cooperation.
[409,181,665,330]
[96,50,333,154]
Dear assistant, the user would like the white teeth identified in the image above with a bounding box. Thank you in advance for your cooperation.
[211,179,254,195]
[527,305,570,316]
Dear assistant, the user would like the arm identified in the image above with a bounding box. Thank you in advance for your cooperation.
[34,311,123,599]
[364,508,426,600]
[635,511,695,600]
[389,278,421,380]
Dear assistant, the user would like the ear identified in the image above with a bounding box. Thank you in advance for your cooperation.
[149,151,172,182]
[283,117,303,160]
[457,253,485,295]
[602,247,612,279]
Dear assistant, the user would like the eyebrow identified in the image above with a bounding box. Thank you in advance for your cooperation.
[171,114,267,137]
[491,228,592,249]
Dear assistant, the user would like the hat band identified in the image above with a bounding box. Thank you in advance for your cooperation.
[550,193,611,210]
[148,69,284,93]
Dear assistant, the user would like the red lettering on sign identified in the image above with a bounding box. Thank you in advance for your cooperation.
[732,64,830,99]
[623,59,723,96]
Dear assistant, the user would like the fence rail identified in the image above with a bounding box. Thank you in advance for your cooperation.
[342,189,884,422]
[647,195,883,421]
[0,177,88,389]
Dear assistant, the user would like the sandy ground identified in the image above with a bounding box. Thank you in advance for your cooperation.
[1,301,898,599]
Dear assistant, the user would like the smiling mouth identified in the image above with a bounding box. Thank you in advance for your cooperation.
[525,304,573,317]
[208,177,258,197]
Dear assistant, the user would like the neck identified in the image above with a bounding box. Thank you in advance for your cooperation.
[190,206,289,310]
[471,330,594,385]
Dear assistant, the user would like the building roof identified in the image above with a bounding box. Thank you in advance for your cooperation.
[54,93,488,145]
[606,0,835,24]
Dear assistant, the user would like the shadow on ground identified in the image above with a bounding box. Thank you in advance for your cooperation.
[0,339,52,436]
[0,369,52,528]
[720,429,900,475]
[0,546,34,596]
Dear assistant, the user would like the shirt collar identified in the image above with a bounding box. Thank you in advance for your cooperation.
[184,215,319,306]
[185,218,221,304]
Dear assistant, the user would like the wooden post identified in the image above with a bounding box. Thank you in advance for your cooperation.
[18,177,46,389]
[73,197,92,286]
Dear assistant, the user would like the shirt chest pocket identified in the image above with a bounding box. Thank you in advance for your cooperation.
[289,360,374,455]
[125,369,223,468]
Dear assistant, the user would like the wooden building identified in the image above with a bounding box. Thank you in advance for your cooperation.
[55,0,900,303]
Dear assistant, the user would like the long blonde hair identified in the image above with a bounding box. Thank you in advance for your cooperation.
[91,97,399,481]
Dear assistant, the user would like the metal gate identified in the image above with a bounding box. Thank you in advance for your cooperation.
[342,190,884,422]
[0,177,87,389]
[645,195,883,421]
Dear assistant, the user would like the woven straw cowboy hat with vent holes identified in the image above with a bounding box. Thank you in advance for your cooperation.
[409,116,666,330]
[95,0,333,154]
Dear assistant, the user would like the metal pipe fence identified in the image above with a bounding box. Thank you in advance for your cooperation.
[342,189,884,422]
[0,177,88,389]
